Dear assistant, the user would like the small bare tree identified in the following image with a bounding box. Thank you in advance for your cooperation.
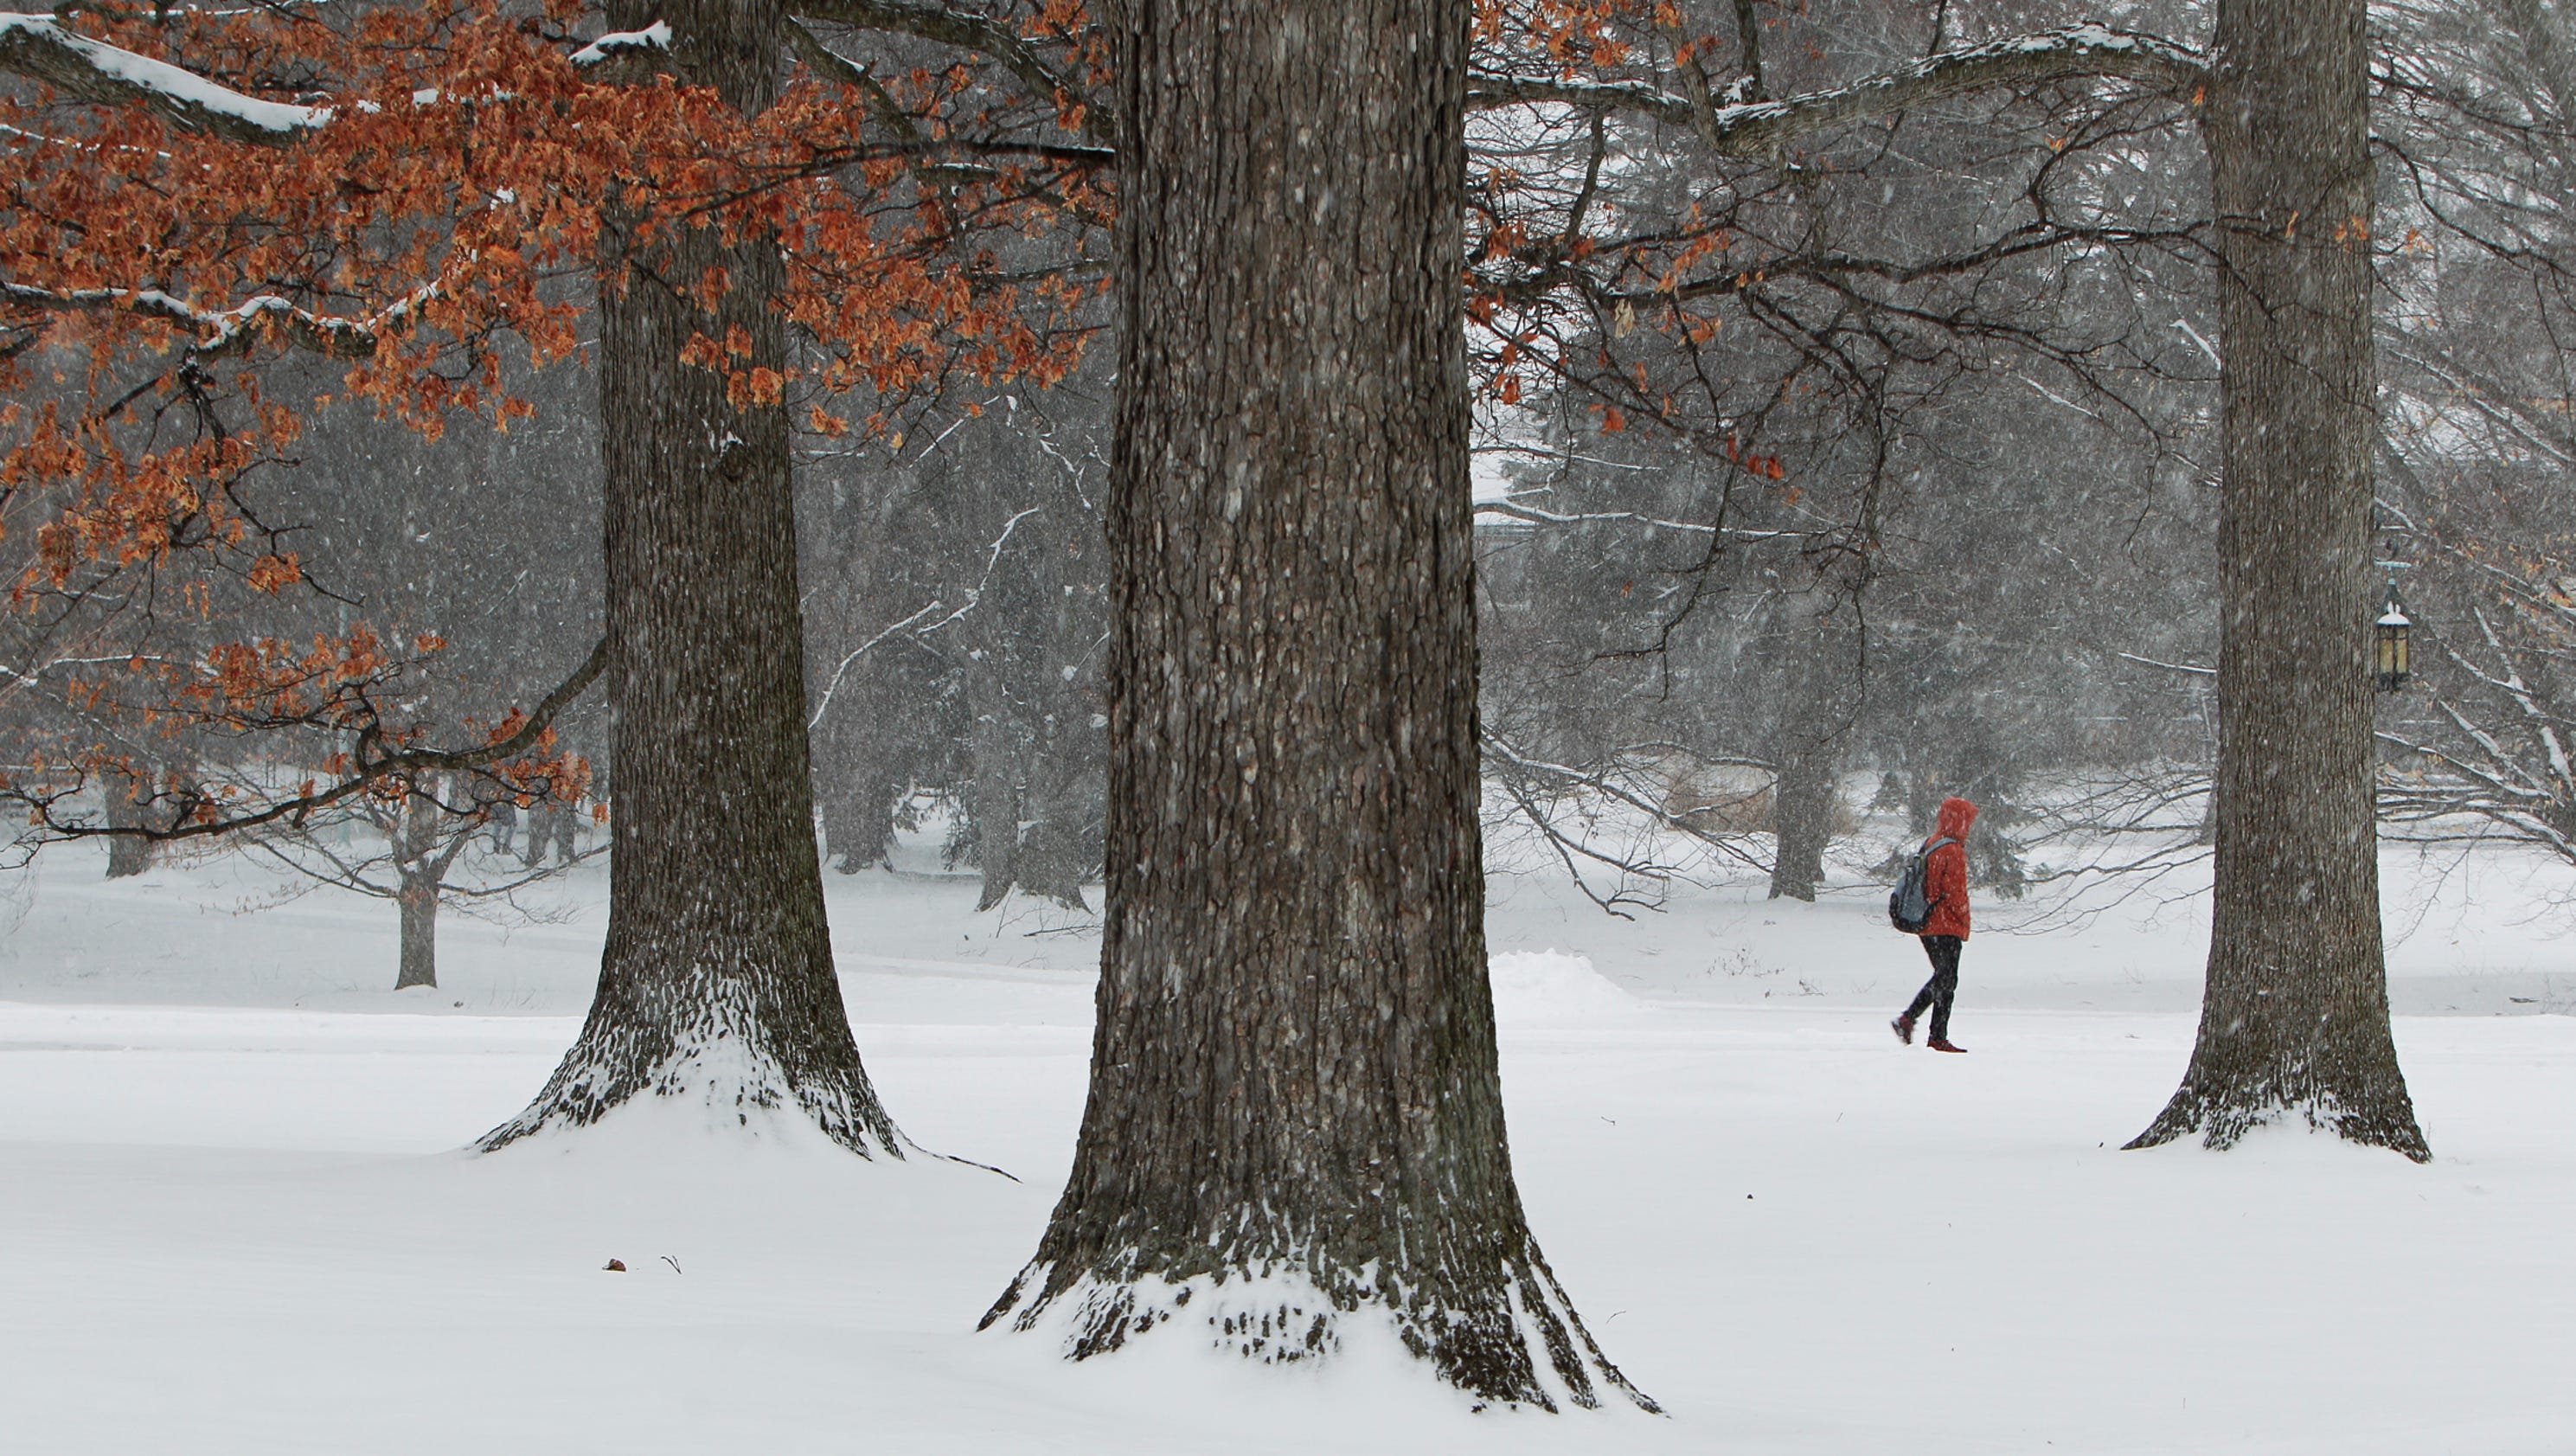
[247,766,594,991]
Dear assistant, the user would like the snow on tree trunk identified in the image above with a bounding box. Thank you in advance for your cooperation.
[2129,0,2429,1160]
[981,0,1650,1410]
[395,874,439,991]
[481,0,901,1157]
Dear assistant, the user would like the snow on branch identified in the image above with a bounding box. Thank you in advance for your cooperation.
[569,19,670,67]
[806,507,1045,730]
[3,277,433,360]
[807,599,945,729]
[0,11,324,144]
[1469,22,2206,157]
[2116,650,2216,677]
[1475,497,1793,542]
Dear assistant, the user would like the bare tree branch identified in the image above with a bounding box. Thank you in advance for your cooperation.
[792,0,1112,143]
[1467,22,2205,157]
[42,634,607,844]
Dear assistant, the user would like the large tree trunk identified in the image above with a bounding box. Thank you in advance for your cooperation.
[102,764,153,879]
[519,803,553,869]
[2130,0,2427,1159]
[552,801,580,864]
[819,768,897,873]
[982,0,1647,1408]
[1767,603,1855,901]
[966,684,1024,912]
[480,0,901,1156]
[390,783,445,991]
[1011,738,1093,912]
[395,875,439,991]
[964,678,1096,912]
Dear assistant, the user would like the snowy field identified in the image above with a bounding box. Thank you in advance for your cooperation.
[3,835,2573,1454]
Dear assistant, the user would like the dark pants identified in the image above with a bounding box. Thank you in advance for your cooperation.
[1903,935,1963,1041]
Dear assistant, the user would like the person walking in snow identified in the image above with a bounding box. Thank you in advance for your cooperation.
[1893,795,1977,1054]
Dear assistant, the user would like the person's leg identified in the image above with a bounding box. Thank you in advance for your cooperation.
[1926,935,1962,1042]
[1894,937,1942,1041]
[1904,934,1948,1017]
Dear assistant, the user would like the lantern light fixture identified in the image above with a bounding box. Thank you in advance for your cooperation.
[2374,582,2413,693]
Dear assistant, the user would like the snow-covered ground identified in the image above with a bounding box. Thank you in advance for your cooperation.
[3,833,2572,1453]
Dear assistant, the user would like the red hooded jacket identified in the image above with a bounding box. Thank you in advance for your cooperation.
[1919,797,1977,940]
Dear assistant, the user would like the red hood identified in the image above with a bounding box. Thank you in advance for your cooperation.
[1934,797,1977,842]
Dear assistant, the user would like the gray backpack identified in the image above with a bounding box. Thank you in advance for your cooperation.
[1887,837,1957,933]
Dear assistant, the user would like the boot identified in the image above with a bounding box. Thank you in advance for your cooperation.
[1890,1015,1915,1045]
[1927,1036,1966,1054]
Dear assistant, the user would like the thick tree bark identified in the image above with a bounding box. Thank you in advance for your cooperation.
[395,875,439,991]
[983,0,1647,1408]
[482,0,901,1155]
[2130,0,2427,1159]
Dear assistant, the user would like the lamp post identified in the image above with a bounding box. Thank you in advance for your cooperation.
[2374,583,2413,692]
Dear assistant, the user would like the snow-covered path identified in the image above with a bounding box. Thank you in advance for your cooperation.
[3,846,2573,1453]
